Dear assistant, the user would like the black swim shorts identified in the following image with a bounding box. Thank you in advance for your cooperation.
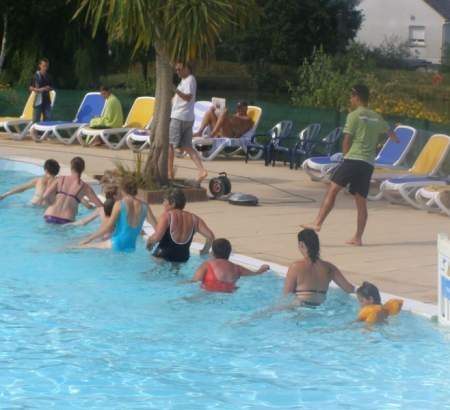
[330,159,374,198]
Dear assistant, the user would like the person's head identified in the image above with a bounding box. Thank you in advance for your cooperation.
[104,184,120,200]
[38,58,49,73]
[120,176,138,197]
[43,159,60,177]
[356,281,381,306]
[297,229,320,263]
[71,157,85,176]
[212,238,232,260]
[103,198,116,217]
[164,188,186,210]
[350,84,369,108]
[99,85,111,99]
[236,100,248,116]
[174,61,192,79]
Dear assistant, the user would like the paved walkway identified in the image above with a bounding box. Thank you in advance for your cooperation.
[0,135,447,303]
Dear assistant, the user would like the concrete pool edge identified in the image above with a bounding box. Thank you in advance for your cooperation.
[1,156,439,321]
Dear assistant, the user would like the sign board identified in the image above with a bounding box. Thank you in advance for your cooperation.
[438,234,450,325]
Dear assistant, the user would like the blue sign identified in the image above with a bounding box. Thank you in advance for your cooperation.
[442,276,450,300]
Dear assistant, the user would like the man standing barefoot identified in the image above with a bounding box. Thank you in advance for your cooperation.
[168,62,207,183]
[301,85,399,246]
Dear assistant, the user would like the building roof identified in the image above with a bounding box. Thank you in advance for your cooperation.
[424,0,450,19]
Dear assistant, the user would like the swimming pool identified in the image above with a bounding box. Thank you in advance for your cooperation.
[1,163,450,409]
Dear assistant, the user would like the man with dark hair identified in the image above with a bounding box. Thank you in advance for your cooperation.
[302,85,400,246]
[0,159,60,206]
[87,85,124,145]
[169,62,207,183]
[30,58,54,122]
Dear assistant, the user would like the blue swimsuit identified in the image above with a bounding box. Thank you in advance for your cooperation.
[111,200,147,252]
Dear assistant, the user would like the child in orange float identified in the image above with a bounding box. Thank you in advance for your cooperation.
[355,281,403,325]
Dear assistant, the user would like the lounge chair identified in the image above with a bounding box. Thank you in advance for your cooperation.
[192,105,262,161]
[29,92,105,144]
[77,96,155,149]
[245,120,293,165]
[302,125,417,182]
[415,184,450,215]
[123,98,156,151]
[269,123,321,168]
[369,133,450,200]
[0,91,56,140]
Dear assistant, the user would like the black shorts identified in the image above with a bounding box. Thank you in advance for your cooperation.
[330,159,374,198]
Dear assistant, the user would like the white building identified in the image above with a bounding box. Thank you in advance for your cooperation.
[356,0,450,64]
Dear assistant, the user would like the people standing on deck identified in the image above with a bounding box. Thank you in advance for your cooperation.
[0,159,60,206]
[148,188,214,262]
[301,85,400,246]
[78,177,156,252]
[168,62,208,183]
[43,157,103,224]
[283,229,355,306]
[30,58,54,122]
[86,85,124,146]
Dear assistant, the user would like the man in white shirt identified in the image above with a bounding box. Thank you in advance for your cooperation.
[169,62,207,183]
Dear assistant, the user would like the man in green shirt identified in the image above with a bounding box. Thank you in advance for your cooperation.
[88,85,124,146]
[302,85,399,246]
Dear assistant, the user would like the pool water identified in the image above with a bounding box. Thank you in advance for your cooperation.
[1,169,450,409]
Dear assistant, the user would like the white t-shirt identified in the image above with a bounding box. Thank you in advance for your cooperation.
[170,74,196,122]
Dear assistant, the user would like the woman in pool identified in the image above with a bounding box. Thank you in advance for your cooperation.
[191,238,270,292]
[43,157,103,224]
[355,281,402,325]
[78,177,155,251]
[0,159,60,206]
[147,188,214,262]
[283,229,355,306]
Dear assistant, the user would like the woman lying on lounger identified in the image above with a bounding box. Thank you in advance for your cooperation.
[0,159,60,206]
[43,157,103,224]
[77,177,156,252]
[283,229,355,306]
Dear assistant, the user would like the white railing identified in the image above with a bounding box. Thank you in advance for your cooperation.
[438,234,450,325]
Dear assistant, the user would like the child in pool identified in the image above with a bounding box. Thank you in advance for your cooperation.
[191,238,270,293]
[356,281,403,325]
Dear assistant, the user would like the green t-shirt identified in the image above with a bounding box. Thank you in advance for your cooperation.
[90,94,124,128]
[344,106,389,164]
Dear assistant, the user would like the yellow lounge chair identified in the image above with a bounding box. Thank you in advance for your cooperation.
[125,98,157,151]
[0,91,56,140]
[192,105,263,161]
[369,134,450,200]
[77,96,155,149]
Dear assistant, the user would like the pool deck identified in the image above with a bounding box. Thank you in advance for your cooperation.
[0,134,446,304]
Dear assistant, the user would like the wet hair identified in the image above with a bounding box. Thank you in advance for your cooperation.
[297,229,320,263]
[71,157,85,175]
[351,84,369,104]
[120,176,138,196]
[212,238,232,260]
[237,101,248,108]
[165,188,186,210]
[103,198,115,217]
[104,184,119,200]
[39,57,49,65]
[356,281,381,305]
[44,159,60,176]
[99,85,110,92]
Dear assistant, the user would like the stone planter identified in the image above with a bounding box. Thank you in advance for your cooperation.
[138,186,208,204]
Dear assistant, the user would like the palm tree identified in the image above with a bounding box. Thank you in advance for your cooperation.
[74,0,258,184]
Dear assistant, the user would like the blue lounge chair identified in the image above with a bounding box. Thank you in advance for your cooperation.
[245,120,293,165]
[302,125,417,181]
[269,123,321,168]
[30,92,105,144]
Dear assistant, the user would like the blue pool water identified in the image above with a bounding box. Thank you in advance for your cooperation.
[1,167,450,409]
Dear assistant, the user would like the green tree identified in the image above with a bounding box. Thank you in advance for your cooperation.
[74,0,258,184]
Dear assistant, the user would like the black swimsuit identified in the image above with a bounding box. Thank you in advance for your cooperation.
[153,213,197,262]
[56,177,84,203]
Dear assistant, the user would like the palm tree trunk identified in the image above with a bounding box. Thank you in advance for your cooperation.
[0,13,7,74]
[144,43,172,185]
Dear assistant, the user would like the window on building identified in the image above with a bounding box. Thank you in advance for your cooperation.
[409,26,426,46]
